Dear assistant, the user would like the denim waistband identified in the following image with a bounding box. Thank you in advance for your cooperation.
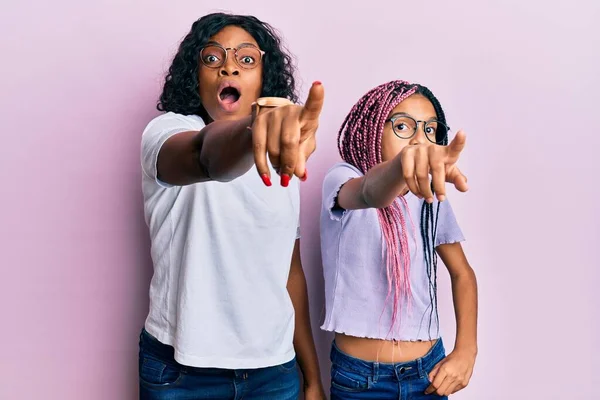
[330,338,445,380]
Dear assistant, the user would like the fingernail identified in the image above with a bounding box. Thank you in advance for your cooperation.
[281,174,290,187]
[426,197,434,204]
[261,174,272,187]
[300,169,308,182]
[438,195,446,202]
[313,81,322,86]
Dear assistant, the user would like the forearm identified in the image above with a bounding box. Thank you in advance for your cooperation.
[450,268,478,355]
[157,116,255,185]
[338,156,407,210]
[198,116,255,182]
[287,250,322,387]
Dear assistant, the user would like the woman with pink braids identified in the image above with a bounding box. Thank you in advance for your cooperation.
[320,80,478,399]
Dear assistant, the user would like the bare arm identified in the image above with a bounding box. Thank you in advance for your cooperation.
[157,83,325,187]
[287,240,325,397]
[336,132,469,211]
[425,242,478,396]
[336,156,408,210]
[157,116,254,185]
[437,242,478,356]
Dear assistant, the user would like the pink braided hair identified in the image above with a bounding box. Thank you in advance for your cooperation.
[337,80,419,335]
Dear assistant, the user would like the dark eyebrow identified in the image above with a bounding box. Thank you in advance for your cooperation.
[204,41,258,48]
[389,112,412,119]
[389,112,438,122]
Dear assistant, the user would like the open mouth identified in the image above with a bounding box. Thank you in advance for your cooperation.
[219,86,241,105]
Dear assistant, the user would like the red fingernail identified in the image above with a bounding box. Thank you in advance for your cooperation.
[261,174,272,187]
[300,169,308,182]
[281,174,290,187]
[313,81,322,86]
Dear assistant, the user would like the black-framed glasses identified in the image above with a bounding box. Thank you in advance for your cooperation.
[199,43,265,70]
[386,114,450,145]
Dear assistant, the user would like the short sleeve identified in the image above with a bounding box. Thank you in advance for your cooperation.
[141,112,205,188]
[322,163,362,221]
[434,199,465,247]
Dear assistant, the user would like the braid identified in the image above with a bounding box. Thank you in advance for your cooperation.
[338,80,448,337]
[338,81,418,333]
[415,84,448,338]
[421,201,442,338]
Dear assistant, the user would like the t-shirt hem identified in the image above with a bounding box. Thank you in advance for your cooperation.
[324,163,360,222]
[435,235,465,247]
[326,177,354,221]
[145,323,296,369]
[320,323,441,342]
[149,131,185,189]
[174,348,296,370]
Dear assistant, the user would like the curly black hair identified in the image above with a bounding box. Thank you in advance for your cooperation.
[157,13,299,121]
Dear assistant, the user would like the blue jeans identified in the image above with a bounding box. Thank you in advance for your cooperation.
[138,328,300,400]
[330,338,448,400]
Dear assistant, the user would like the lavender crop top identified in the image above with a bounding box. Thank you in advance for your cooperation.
[320,162,465,341]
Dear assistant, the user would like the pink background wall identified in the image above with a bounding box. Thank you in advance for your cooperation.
[1,1,598,399]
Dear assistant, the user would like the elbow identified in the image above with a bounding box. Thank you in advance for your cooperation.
[449,265,477,284]
[198,151,234,182]
[374,198,395,209]
[359,176,395,209]
[205,169,235,183]
[206,161,244,182]
[363,190,394,209]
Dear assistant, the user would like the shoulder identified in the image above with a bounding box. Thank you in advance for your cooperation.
[143,112,206,136]
[324,162,363,181]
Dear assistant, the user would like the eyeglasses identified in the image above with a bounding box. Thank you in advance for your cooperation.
[386,114,450,145]
[199,44,265,70]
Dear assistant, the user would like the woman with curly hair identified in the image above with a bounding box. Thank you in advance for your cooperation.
[138,12,326,400]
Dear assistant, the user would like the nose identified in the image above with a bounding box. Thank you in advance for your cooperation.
[409,122,427,145]
[219,50,240,76]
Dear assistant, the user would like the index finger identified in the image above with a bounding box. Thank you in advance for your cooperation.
[425,362,443,395]
[299,81,324,123]
[430,368,448,394]
[445,130,466,164]
[252,105,272,186]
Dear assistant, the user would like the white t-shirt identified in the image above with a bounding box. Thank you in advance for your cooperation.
[140,112,300,369]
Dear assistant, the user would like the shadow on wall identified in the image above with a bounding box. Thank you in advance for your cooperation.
[300,186,335,396]
[127,107,160,399]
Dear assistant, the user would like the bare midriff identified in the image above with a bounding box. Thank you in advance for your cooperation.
[335,333,437,363]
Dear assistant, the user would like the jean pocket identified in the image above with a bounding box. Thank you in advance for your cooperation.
[409,361,447,399]
[408,374,432,397]
[277,357,298,374]
[139,356,182,388]
[330,366,369,393]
